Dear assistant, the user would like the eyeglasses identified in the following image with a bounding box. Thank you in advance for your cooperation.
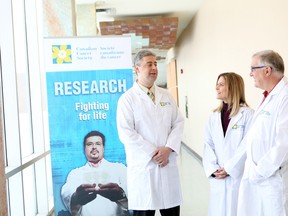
[251,65,267,72]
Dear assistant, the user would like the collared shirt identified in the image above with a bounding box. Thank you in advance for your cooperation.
[137,81,155,95]
[88,159,102,168]
[263,91,269,98]
[260,90,269,105]
[262,79,281,104]
[221,102,231,136]
[137,81,155,102]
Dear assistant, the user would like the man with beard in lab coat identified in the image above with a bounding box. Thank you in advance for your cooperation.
[116,49,184,216]
[237,50,288,216]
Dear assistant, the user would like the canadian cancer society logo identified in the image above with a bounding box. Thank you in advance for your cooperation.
[52,45,72,64]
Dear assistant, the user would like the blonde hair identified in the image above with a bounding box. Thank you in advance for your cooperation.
[213,72,249,117]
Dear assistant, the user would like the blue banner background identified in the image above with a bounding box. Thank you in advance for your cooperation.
[46,69,133,215]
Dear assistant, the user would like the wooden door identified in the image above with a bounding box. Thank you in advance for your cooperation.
[166,60,179,105]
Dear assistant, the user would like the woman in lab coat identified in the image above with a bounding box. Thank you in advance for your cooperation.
[202,72,254,216]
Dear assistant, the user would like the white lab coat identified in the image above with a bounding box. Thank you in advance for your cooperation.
[61,159,129,216]
[203,106,254,216]
[116,82,184,210]
[237,78,288,216]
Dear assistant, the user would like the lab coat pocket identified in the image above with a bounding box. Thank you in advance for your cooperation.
[159,104,173,126]
[210,177,225,188]
[154,164,182,205]
[167,151,177,167]
[128,166,150,206]
[230,125,245,148]
[249,162,264,184]
[253,110,273,140]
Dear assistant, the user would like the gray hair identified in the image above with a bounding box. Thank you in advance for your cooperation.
[133,50,156,66]
[253,50,285,74]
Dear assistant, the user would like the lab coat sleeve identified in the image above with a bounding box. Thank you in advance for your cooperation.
[118,163,128,196]
[224,109,254,178]
[255,97,288,179]
[61,169,82,215]
[165,94,185,154]
[116,93,157,158]
[202,115,220,178]
[115,163,129,210]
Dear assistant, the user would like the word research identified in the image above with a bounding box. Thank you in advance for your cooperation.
[54,79,127,95]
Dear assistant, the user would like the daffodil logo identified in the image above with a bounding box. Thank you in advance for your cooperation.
[52,45,72,64]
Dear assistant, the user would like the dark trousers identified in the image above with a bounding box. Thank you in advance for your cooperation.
[132,206,180,216]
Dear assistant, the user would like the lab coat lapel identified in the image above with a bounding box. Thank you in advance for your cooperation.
[226,108,243,134]
[216,113,225,138]
[154,86,163,104]
[134,82,153,102]
[252,78,286,124]
[252,99,269,123]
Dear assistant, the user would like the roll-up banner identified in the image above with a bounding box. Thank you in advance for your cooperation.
[44,36,133,215]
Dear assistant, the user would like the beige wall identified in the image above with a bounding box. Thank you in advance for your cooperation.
[174,0,288,156]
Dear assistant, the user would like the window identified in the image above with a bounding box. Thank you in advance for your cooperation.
[0,0,53,215]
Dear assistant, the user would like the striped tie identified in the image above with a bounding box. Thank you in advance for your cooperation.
[147,91,155,103]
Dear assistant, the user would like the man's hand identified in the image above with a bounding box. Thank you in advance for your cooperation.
[96,183,126,202]
[71,184,97,206]
[152,147,171,167]
[212,168,229,179]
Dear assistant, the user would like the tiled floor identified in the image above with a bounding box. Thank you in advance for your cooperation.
[178,144,209,216]
[155,144,209,216]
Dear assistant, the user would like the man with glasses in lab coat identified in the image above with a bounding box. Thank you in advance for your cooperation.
[237,50,288,216]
